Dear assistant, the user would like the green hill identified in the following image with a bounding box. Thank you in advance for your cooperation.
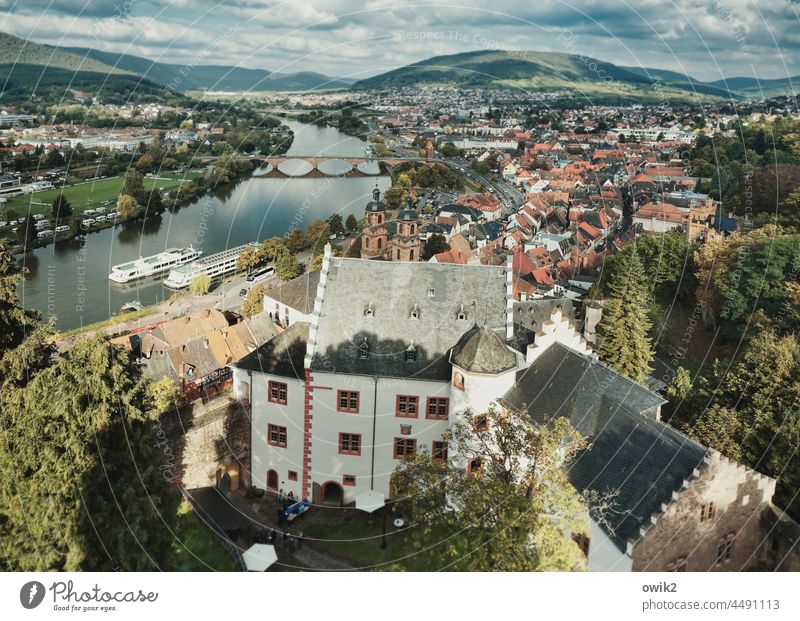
[353,50,794,101]
[61,46,353,92]
[0,32,180,104]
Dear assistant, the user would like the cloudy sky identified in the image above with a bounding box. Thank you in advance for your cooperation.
[0,0,797,82]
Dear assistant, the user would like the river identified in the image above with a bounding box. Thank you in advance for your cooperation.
[16,120,389,330]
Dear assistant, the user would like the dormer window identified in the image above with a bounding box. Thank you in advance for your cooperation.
[405,345,416,362]
[457,304,467,321]
[427,288,435,297]
[358,337,370,359]
[410,304,420,320]
[364,303,374,318]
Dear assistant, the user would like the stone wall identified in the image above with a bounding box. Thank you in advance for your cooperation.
[159,396,250,491]
[631,451,775,571]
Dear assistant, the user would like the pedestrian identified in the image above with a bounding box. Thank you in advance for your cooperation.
[277,488,284,504]
[297,531,304,550]
[277,507,284,528]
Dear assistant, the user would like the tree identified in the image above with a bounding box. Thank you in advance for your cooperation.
[0,243,50,377]
[261,237,286,261]
[275,252,300,281]
[438,141,460,157]
[311,224,332,257]
[17,214,37,249]
[597,250,654,382]
[0,338,179,570]
[328,213,344,236]
[422,233,450,260]
[391,405,589,571]
[345,235,362,258]
[236,245,263,272]
[51,195,73,221]
[345,214,359,232]
[305,219,328,243]
[122,169,146,204]
[680,405,743,460]
[116,194,140,219]
[147,376,186,414]
[666,366,692,401]
[189,273,212,295]
[241,283,269,317]
[285,228,305,253]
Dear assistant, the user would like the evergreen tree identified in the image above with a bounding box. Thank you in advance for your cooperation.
[51,195,73,221]
[0,338,179,571]
[17,214,37,250]
[422,233,450,260]
[597,250,654,382]
[345,214,359,231]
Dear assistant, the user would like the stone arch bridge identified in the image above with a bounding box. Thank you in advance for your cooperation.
[252,155,430,178]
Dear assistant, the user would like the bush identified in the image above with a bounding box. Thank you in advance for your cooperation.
[188,273,212,295]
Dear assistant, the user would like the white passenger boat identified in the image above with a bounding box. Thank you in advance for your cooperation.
[108,246,202,283]
[163,242,260,289]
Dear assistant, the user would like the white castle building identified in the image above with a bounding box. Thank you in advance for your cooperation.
[231,245,790,571]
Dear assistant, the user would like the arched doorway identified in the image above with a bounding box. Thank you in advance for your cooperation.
[321,481,343,506]
[266,469,279,491]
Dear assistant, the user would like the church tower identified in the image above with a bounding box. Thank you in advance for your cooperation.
[360,186,388,260]
[392,206,420,262]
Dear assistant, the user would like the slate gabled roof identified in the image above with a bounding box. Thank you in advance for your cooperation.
[501,342,704,551]
[234,322,309,379]
[309,258,508,380]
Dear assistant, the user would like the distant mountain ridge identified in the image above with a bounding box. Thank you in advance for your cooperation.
[59,46,354,92]
[354,49,798,100]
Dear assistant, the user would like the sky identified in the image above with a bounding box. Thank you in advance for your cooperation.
[0,0,798,82]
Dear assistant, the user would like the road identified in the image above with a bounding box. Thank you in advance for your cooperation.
[387,144,524,211]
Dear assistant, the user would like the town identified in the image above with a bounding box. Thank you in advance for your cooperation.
[0,5,798,606]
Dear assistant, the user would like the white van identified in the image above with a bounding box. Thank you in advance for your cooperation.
[37,230,53,238]
[84,209,96,216]
[95,214,107,222]
[81,219,95,228]
[55,225,70,233]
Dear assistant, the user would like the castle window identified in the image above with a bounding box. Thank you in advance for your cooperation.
[473,414,488,432]
[427,288,435,297]
[343,475,356,486]
[405,347,416,362]
[399,424,412,436]
[700,502,715,522]
[378,237,382,249]
[396,249,400,260]
[426,397,449,420]
[457,304,467,321]
[393,437,416,460]
[337,390,360,413]
[364,304,374,318]
[467,457,483,477]
[571,532,591,557]
[358,338,370,359]
[410,249,414,260]
[432,441,448,462]
[339,433,362,456]
[396,395,419,418]
[410,304,420,320]
[268,381,288,405]
[288,470,298,481]
[267,424,287,448]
